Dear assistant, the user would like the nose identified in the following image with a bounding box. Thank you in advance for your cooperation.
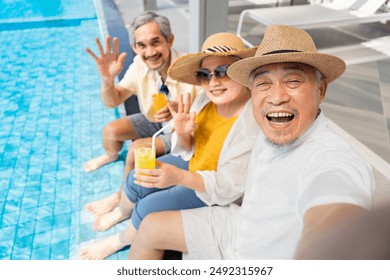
[269,85,290,105]
[208,74,222,86]
[145,45,157,57]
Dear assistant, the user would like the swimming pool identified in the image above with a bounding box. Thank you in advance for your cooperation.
[0,0,127,259]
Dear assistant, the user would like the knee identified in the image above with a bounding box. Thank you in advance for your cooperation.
[132,138,151,149]
[126,139,144,162]
[139,212,165,241]
[103,122,121,139]
[132,196,160,229]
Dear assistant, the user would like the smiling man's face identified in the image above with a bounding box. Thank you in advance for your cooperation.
[132,21,173,72]
[250,62,327,146]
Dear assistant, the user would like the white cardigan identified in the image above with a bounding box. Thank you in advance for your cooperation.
[171,93,260,206]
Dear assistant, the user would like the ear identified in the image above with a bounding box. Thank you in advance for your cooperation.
[318,78,328,102]
[168,34,174,48]
[131,44,138,55]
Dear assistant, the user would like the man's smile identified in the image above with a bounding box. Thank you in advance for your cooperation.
[146,54,162,62]
[266,111,295,125]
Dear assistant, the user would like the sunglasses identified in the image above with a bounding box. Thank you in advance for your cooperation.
[195,64,230,84]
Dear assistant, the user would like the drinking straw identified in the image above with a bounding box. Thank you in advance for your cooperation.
[152,124,170,154]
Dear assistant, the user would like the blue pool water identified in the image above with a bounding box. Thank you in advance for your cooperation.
[0,0,95,20]
[0,0,127,259]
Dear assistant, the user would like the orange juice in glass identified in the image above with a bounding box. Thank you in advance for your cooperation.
[134,145,156,171]
[152,93,167,113]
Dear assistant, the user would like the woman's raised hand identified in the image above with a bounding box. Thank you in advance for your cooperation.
[168,93,197,136]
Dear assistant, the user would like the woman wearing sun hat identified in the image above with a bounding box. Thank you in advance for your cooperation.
[79,32,259,260]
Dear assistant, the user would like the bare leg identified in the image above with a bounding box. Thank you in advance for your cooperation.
[83,154,118,173]
[83,117,138,173]
[93,188,134,231]
[79,222,137,260]
[128,211,188,260]
[83,118,138,215]
[84,192,121,215]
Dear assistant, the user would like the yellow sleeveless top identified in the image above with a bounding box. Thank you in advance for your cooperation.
[189,102,238,172]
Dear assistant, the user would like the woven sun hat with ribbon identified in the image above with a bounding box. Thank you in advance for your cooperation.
[168,32,257,85]
[227,25,346,88]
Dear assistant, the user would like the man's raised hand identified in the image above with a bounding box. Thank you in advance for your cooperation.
[85,36,127,79]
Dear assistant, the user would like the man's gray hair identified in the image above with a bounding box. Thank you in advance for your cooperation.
[129,11,172,45]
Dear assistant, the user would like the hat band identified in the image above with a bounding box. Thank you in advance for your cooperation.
[204,46,239,53]
[263,49,302,56]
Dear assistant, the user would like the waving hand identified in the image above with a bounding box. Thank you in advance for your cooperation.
[85,36,127,79]
[168,93,197,136]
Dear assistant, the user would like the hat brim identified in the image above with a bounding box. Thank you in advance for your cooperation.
[227,52,346,88]
[168,47,257,85]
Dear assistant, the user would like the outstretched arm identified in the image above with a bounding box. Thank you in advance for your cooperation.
[86,36,131,107]
[294,203,367,259]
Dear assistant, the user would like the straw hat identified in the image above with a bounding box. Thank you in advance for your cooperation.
[168,32,257,85]
[227,25,346,87]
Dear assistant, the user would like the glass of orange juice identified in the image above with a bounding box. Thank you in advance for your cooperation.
[152,93,167,113]
[134,144,156,171]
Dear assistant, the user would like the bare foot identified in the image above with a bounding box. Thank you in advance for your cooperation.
[93,207,130,232]
[84,192,121,215]
[83,154,118,173]
[79,233,127,260]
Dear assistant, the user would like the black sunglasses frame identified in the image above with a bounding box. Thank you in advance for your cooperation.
[195,64,230,84]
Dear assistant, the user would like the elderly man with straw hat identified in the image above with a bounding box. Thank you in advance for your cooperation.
[128,25,375,260]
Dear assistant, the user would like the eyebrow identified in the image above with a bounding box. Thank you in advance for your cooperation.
[252,69,268,79]
[135,36,161,46]
[252,63,307,79]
